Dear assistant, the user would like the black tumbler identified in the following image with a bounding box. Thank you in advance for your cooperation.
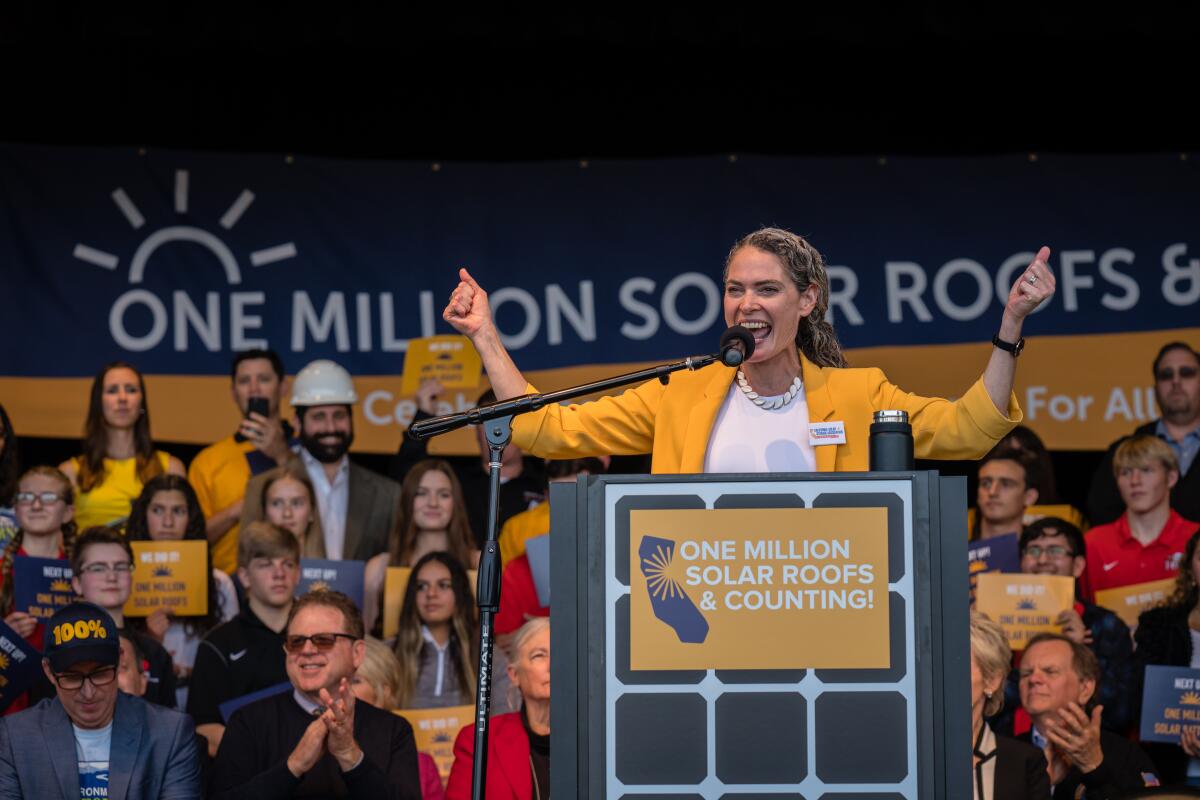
[869,409,914,471]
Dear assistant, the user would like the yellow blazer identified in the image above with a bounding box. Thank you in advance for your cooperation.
[512,353,1022,473]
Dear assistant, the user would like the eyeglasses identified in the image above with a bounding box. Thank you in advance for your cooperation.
[78,562,135,575]
[1025,545,1074,559]
[1157,366,1198,382]
[15,491,63,506]
[283,633,358,653]
[53,665,117,690]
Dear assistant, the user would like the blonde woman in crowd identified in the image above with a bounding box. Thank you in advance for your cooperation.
[242,463,324,557]
[970,612,1049,800]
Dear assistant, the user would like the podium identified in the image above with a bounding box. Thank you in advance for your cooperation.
[548,471,970,800]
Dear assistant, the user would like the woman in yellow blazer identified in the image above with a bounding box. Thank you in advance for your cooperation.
[443,228,1057,472]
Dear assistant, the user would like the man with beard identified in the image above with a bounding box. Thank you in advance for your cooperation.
[1088,342,1200,524]
[243,360,401,562]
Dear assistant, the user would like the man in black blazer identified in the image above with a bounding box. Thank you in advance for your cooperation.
[1018,633,1159,798]
[211,589,420,799]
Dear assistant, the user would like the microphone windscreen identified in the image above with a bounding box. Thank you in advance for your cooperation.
[719,325,755,366]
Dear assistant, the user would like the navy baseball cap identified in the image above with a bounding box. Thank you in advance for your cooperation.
[44,602,119,672]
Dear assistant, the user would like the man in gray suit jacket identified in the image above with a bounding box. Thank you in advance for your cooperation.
[0,602,200,799]
[242,359,402,562]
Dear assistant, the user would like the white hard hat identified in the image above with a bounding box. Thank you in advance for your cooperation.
[290,359,358,406]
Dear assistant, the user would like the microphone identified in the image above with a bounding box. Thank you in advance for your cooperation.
[720,325,755,367]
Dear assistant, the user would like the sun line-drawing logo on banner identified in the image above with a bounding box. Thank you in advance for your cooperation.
[72,170,298,354]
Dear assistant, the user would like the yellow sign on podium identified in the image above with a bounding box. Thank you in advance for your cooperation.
[629,507,890,670]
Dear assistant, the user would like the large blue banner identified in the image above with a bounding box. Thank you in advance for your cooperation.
[2,144,1197,451]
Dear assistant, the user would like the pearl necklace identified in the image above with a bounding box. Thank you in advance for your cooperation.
[736,370,803,410]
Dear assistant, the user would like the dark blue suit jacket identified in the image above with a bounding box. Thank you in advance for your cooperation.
[0,691,200,799]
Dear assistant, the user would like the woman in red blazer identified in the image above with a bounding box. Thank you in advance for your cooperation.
[447,618,549,800]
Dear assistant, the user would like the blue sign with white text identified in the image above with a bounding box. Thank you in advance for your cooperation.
[298,559,366,611]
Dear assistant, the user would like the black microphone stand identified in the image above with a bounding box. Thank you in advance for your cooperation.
[409,349,729,800]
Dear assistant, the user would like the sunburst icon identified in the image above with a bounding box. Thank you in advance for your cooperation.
[0,654,9,671]
[309,581,331,593]
[49,579,72,593]
[641,542,687,602]
[1016,599,1037,611]
[152,566,173,578]
[1181,691,1200,706]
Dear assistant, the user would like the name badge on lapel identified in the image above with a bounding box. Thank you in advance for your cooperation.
[808,421,846,446]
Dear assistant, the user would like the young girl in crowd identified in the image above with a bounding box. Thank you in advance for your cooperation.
[243,463,323,557]
[59,361,185,529]
[125,475,239,708]
[392,551,478,709]
[0,467,79,714]
[0,404,19,544]
[363,460,478,632]
[0,467,77,679]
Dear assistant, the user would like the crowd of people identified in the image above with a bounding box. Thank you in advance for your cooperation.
[0,351,563,799]
[968,340,1200,798]
[0,226,1195,798]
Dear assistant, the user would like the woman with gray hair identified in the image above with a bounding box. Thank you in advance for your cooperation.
[971,611,1050,800]
[443,228,1055,473]
[446,617,549,800]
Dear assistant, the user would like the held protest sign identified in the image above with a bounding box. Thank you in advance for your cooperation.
[967,533,1020,577]
[395,705,474,782]
[0,619,43,712]
[399,335,483,395]
[12,557,75,620]
[974,573,1075,650]
[1094,578,1176,628]
[124,541,209,617]
[1140,665,1200,744]
[629,507,890,671]
[299,559,366,610]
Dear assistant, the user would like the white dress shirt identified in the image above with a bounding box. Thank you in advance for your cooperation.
[300,448,351,561]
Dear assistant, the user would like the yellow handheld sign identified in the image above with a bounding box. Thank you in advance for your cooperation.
[400,335,483,395]
[124,540,210,617]
[1094,577,1177,628]
[975,572,1075,650]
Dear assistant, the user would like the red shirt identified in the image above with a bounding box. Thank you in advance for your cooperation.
[1082,510,1199,601]
[494,555,549,636]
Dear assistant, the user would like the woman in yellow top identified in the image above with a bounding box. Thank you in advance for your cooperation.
[443,228,1057,472]
[59,362,185,529]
